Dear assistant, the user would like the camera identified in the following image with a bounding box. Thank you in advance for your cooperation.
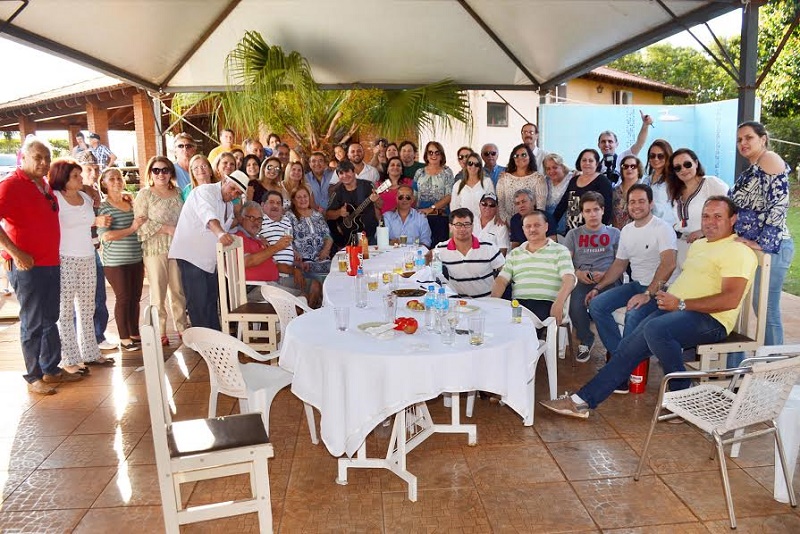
[603,153,620,185]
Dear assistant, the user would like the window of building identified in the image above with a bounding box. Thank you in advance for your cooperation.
[613,90,634,105]
[487,102,508,127]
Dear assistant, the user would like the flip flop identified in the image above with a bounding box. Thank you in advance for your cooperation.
[87,357,115,366]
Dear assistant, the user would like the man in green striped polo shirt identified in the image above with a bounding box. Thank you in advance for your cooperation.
[491,210,575,328]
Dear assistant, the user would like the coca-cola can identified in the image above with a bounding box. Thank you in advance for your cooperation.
[629,358,650,394]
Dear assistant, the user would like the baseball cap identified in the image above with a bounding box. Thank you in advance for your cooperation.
[480,192,498,203]
[88,132,101,140]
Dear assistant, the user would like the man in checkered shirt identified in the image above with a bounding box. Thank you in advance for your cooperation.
[87,132,117,170]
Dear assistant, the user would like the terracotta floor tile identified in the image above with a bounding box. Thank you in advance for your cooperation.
[547,438,652,481]
[181,513,264,533]
[100,382,151,408]
[383,487,491,533]
[39,431,142,469]
[73,505,165,533]
[92,464,195,508]
[285,447,386,497]
[6,408,93,438]
[463,443,564,488]
[0,509,87,533]
[480,481,596,532]
[381,447,474,492]
[703,513,800,532]
[743,464,800,498]
[623,430,736,475]
[1,466,116,510]
[70,365,133,387]
[534,408,620,443]
[0,435,65,471]
[728,430,780,469]
[472,420,544,447]
[0,469,32,502]
[661,469,790,521]
[73,404,152,435]
[125,433,155,465]
[34,385,112,412]
[280,491,384,532]
[571,475,696,529]
[603,523,710,533]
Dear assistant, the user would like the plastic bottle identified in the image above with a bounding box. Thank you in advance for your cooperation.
[414,248,425,271]
[435,287,449,333]
[354,267,368,308]
[424,285,437,331]
[359,231,369,259]
[511,299,522,323]
[430,249,443,280]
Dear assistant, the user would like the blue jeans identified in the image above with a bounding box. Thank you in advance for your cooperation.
[570,280,621,346]
[9,264,62,383]
[178,259,220,330]
[93,251,109,342]
[577,310,727,408]
[588,281,657,357]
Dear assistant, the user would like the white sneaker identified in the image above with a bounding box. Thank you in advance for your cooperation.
[98,340,117,351]
[576,344,591,363]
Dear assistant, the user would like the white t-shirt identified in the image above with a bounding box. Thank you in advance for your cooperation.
[449,179,494,220]
[616,215,677,285]
[475,218,510,251]
[169,183,234,273]
[56,190,96,258]
[329,163,380,185]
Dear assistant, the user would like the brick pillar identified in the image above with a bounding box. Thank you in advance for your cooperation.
[18,116,36,139]
[132,93,157,172]
[85,102,109,143]
[67,125,82,151]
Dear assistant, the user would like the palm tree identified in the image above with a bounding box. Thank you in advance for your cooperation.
[180,31,471,159]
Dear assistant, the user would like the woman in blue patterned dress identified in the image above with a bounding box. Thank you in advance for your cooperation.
[729,121,793,347]
[288,185,332,307]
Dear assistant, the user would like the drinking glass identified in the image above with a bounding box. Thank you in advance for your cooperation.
[334,307,349,332]
[469,314,485,346]
[381,270,392,285]
[367,272,379,292]
[382,293,397,324]
[440,313,457,345]
[403,252,414,271]
[399,234,408,246]
[336,252,348,272]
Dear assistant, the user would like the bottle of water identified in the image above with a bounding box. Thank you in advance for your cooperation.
[424,285,436,331]
[414,248,425,271]
[354,267,368,308]
[430,249,443,281]
[435,287,449,333]
[511,299,522,324]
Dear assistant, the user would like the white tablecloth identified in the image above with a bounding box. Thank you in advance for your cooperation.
[279,299,539,457]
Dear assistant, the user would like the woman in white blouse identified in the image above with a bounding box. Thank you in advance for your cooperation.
[449,151,494,219]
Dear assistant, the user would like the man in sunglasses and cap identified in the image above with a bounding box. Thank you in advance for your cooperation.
[169,170,248,330]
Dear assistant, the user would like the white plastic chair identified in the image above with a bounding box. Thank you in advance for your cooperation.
[140,306,274,533]
[182,326,317,444]
[634,354,800,529]
[260,285,319,444]
[557,276,577,360]
[472,297,558,425]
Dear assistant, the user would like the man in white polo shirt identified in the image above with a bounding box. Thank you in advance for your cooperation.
[169,170,248,330]
[434,207,505,298]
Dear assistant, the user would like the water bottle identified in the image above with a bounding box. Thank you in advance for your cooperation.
[435,287,449,333]
[424,285,436,331]
[511,299,522,324]
[431,249,443,280]
[414,248,425,271]
[354,267,368,308]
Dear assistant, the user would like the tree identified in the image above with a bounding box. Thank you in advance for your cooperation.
[179,31,471,159]
[757,0,800,118]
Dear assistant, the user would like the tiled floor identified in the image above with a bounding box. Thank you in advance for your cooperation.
[0,290,798,532]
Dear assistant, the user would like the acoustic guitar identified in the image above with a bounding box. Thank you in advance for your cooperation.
[330,180,391,247]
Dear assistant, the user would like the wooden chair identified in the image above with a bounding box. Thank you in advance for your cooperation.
[690,250,770,371]
[141,306,274,533]
[217,235,279,353]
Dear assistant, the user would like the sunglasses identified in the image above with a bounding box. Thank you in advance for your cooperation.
[480,202,497,208]
[151,167,172,175]
[513,152,529,159]
[427,150,441,156]
[397,195,413,201]
[672,161,694,173]
[466,161,481,168]
[450,222,473,228]
[265,165,280,171]
[648,152,665,160]
[457,153,471,160]
[176,143,195,149]
[482,151,497,157]
[44,192,57,212]
[622,163,638,170]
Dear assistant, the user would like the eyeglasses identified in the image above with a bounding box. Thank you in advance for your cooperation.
[466,161,481,168]
[44,192,57,212]
[191,165,210,173]
[242,215,262,222]
[672,161,694,173]
[176,143,195,149]
[521,129,536,135]
[427,150,441,156]
[151,167,172,175]
[397,195,413,201]
[482,151,497,157]
[513,152,529,159]
[457,154,470,160]
[622,164,638,170]
[450,222,473,228]
[648,152,665,160]
[480,202,497,208]
[265,165,280,172]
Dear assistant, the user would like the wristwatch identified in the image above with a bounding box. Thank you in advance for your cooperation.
[645,289,655,299]
[678,299,686,311]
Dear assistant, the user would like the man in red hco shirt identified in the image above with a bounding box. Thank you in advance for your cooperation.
[0,139,72,395]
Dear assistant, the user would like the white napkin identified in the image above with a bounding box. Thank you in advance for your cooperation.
[364,323,396,340]
[413,266,434,285]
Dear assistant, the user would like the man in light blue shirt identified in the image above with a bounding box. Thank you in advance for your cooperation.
[481,143,505,187]
[172,133,196,191]
[305,151,335,211]
[383,185,432,247]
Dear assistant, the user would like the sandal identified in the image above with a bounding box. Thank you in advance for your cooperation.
[87,356,115,366]
[119,342,140,352]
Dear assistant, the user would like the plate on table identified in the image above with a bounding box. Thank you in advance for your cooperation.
[455,304,479,314]
[393,288,425,298]
[399,271,416,279]
[358,322,387,331]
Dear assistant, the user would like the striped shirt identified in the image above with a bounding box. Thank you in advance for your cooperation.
[499,240,574,301]
[435,236,505,298]
[259,215,294,266]
[97,201,143,266]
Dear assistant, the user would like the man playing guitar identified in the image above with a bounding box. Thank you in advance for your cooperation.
[326,160,383,249]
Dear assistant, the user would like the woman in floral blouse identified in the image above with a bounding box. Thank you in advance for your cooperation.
[413,141,454,245]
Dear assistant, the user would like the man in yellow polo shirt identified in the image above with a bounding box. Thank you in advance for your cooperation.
[541,196,758,418]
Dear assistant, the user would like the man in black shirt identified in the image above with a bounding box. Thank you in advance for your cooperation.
[326,160,381,248]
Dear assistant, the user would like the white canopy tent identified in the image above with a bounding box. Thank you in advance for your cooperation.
[0,0,741,93]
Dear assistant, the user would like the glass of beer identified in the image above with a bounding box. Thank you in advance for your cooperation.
[403,252,414,272]
[399,234,408,246]
[367,272,379,291]
[336,252,347,272]
[469,315,485,346]
[381,271,392,285]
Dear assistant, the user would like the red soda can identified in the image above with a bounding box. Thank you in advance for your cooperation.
[629,358,650,394]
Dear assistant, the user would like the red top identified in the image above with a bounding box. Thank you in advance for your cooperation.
[378,177,414,214]
[235,230,279,282]
[0,169,60,266]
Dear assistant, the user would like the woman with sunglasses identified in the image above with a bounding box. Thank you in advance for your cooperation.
[413,141,454,245]
[377,156,413,214]
[611,155,644,229]
[666,148,728,267]
[450,151,494,219]
[183,154,215,201]
[730,121,793,347]
[643,139,676,226]
[134,156,188,346]
[552,148,613,234]
[542,153,573,236]
[97,168,146,351]
[496,144,547,223]
[453,146,473,183]
[249,156,283,204]
[50,159,110,374]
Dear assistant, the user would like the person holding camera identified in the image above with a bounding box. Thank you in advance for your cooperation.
[551,149,613,235]
[597,110,653,179]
